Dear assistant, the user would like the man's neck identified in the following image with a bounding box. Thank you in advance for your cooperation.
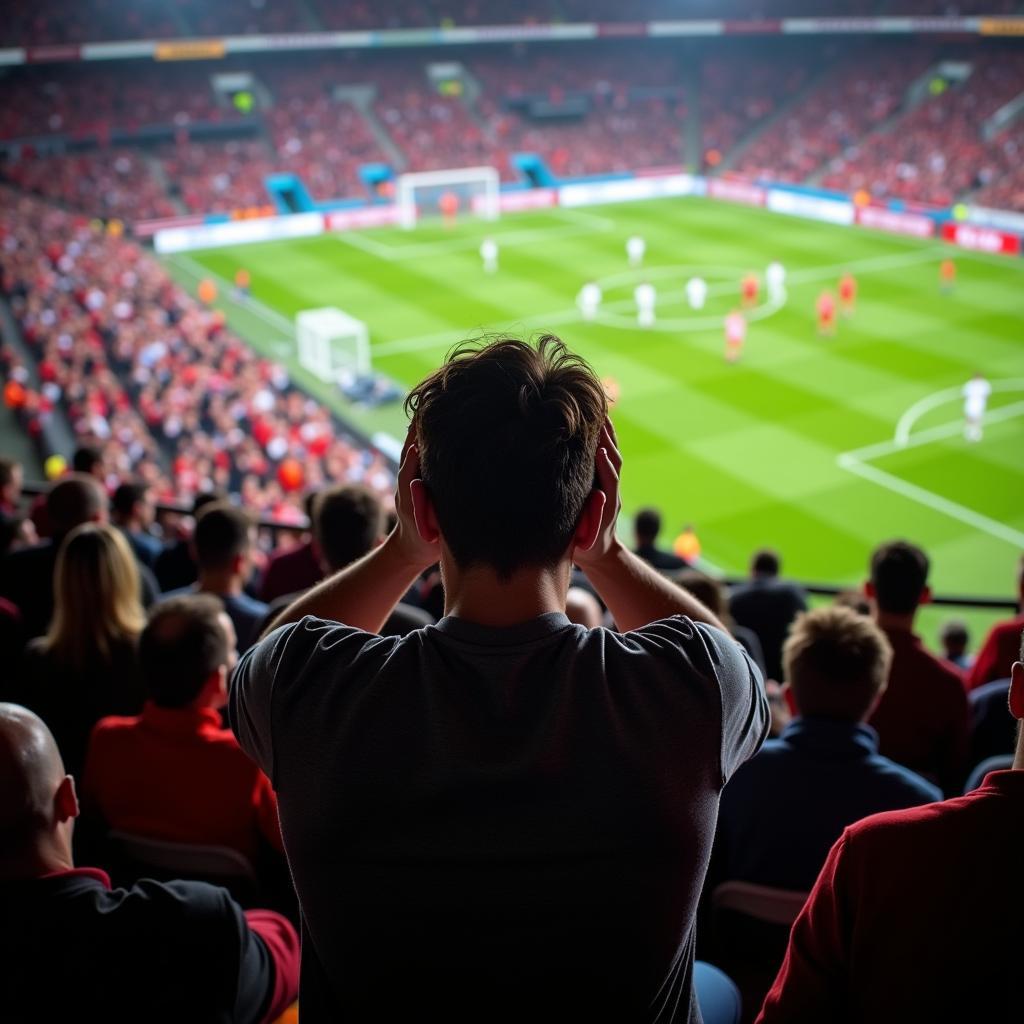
[0,843,74,882]
[443,559,568,628]
[197,570,243,597]
[874,610,917,634]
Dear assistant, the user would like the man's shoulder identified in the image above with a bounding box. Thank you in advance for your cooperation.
[843,788,977,853]
[228,591,270,617]
[905,639,965,688]
[862,752,944,802]
[990,614,1024,640]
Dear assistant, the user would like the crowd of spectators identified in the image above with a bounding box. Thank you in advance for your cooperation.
[821,52,1024,207]
[700,54,812,167]
[1,335,1022,1020]
[735,45,934,184]
[0,185,396,521]
[4,41,1024,220]
[159,138,276,215]
[1,148,179,224]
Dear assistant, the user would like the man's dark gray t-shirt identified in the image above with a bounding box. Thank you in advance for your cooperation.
[230,612,768,1023]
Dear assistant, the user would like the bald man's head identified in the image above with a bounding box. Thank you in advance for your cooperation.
[0,705,75,865]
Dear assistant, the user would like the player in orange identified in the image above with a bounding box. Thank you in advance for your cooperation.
[439,190,459,226]
[838,272,857,316]
[741,272,759,310]
[234,267,251,298]
[724,309,747,363]
[940,257,956,294]
[817,289,837,337]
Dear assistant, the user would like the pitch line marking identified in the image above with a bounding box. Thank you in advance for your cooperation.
[836,452,1024,549]
[836,392,1024,549]
[893,379,1024,447]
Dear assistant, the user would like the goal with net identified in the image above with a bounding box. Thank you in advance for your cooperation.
[296,307,371,383]
[396,165,500,229]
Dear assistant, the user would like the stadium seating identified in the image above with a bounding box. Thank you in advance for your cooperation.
[0,186,395,520]
[3,41,1024,218]
[734,45,935,184]
[821,52,1024,207]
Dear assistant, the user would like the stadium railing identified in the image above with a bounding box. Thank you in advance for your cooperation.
[16,482,1019,613]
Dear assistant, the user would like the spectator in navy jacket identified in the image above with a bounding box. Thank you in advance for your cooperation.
[111,481,163,571]
[756,629,1024,1023]
[729,549,807,681]
[713,605,941,896]
[169,503,268,653]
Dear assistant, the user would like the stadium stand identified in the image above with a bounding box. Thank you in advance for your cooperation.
[0,186,396,520]
[734,44,935,184]
[821,52,1024,207]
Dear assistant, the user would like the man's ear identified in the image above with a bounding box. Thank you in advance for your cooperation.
[573,490,606,554]
[1009,662,1024,720]
[55,775,79,824]
[863,580,875,600]
[920,584,932,607]
[782,682,799,717]
[410,480,440,545]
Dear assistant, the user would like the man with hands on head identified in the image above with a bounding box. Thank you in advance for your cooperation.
[231,335,768,1024]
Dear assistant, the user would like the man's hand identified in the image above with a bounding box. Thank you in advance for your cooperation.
[573,417,622,571]
[571,416,726,634]
[387,425,440,571]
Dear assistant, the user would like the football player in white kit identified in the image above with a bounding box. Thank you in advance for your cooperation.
[480,237,499,274]
[634,281,656,327]
[685,276,708,311]
[626,235,646,268]
[577,280,603,322]
[963,372,992,442]
[766,261,787,304]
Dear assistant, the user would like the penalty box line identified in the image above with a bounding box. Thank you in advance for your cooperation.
[836,400,1024,550]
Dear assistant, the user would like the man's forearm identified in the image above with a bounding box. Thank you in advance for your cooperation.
[262,532,423,636]
[580,540,725,634]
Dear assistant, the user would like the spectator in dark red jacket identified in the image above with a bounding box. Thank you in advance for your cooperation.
[966,555,1024,691]
[866,540,969,794]
[0,702,299,1023]
[258,492,322,604]
[756,629,1024,1024]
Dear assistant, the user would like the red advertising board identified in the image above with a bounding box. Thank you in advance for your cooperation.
[941,221,1021,255]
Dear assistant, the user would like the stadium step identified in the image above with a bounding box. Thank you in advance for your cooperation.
[717,61,832,174]
[344,87,407,170]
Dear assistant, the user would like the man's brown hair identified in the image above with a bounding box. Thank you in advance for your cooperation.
[784,605,892,721]
[405,335,607,579]
[140,595,229,709]
[193,502,253,572]
[313,485,384,571]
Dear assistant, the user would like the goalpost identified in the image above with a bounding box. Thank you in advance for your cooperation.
[396,165,500,229]
[296,307,371,383]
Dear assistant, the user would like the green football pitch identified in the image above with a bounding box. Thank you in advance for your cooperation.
[167,195,1024,636]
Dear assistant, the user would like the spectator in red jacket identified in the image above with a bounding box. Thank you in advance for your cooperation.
[966,555,1024,691]
[0,702,298,1023]
[756,628,1024,1023]
[865,540,969,794]
[83,595,282,867]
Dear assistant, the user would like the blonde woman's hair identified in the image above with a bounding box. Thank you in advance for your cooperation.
[45,523,146,669]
